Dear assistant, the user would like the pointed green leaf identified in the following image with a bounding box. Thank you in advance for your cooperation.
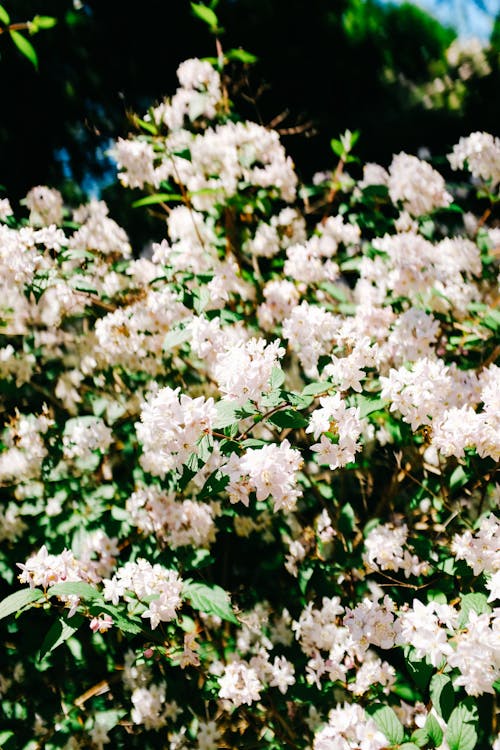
[226,48,258,64]
[366,704,404,745]
[446,701,478,750]
[267,408,309,429]
[425,714,443,747]
[0,4,10,24]
[132,193,182,208]
[191,3,218,28]
[183,581,238,624]
[39,615,83,661]
[458,592,490,628]
[430,673,455,721]
[31,15,57,30]
[0,588,44,620]
[10,30,38,69]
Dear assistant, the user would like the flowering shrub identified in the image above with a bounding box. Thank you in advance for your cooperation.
[0,53,499,750]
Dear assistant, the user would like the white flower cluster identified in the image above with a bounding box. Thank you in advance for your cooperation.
[102,559,183,629]
[449,131,500,186]
[313,703,388,750]
[126,486,217,549]
[136,386,216,477]
[308,393,363,470]
[363,523,428,578]
[388,152,453,216]
[224,439,303,512]
[213,337,285,406]
[62,416,113,461]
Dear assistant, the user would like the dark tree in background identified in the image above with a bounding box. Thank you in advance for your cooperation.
[1,0,500,240]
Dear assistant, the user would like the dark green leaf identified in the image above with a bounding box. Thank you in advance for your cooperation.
[430,673,455,721]
[39,615,83,661]
[183,581,238,624]
[10,30,38,69]
[405,647,433,690]
[0,588,44,620]
[366,704,404,745]
[88,604,143,635]
[267,408,309,429]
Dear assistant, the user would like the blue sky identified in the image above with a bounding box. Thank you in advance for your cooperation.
[391,0,500,38]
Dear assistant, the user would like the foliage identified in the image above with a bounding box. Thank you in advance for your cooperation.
[0,47,499,750]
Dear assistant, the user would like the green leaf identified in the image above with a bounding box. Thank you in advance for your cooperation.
[425,714,443,747]
[0,731,15,749]
[405,647,434,690]
[226,48,258,64]
[411,728,429,747]
[163,324,191,351]
[132,193,182,208]
[183,581,238,624]
[301,381,329,398]
[39,615,83,661]
[269,366,285,390]
[0,4,10,24]
[191,2,218,29]
[458,592,491,628]
[88,604,143,635]
[9,30,38,69]
[400,745,421,750]
[430,673,455,721]
[446,701,478,750]
[214,400,239,429]
[366,704,404,745]
[47,582,101,601]
[0,588,44,620]
[355,395,386,418]
[330,138,344,157]
[198,470,229,500]
[30,15,57,31]
[267,408,309,430]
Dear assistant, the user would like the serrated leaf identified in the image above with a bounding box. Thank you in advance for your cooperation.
[183,581,238,624]
[214,400,239,429]
[10,30,38,69]
[366,704,404,745]
[0,4,10,24]
[267,408,309,429]
[132,193,182,208]
[425,714,443,747]
[47,582,101,601]
[430,673,455,721]
[458,592,490,628]
[191,2,218,28]
[0,588,44,620]
[446,701,478,750]
[39,615,83,661]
